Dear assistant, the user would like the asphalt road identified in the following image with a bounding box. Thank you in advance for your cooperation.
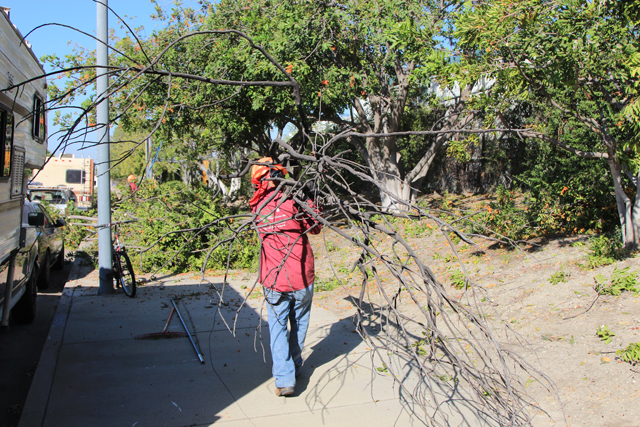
[0,258,73,427]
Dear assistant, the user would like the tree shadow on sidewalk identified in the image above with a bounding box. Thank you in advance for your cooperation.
[296,298,506,426]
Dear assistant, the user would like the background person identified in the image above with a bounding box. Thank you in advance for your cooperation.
[127,175,138,193]
[250,157,322,397]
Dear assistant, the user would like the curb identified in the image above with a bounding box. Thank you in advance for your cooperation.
[17,256,83,427]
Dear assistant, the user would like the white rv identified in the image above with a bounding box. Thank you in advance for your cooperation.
[0,7,48,326]
[30,154,95,210]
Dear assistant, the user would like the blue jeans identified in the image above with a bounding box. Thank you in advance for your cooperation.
[264,284,314,388]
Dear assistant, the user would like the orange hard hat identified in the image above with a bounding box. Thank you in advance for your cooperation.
[250,157,286,186]
[127,175,136,182]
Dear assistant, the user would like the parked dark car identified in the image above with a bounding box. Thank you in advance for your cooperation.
[22,201,65,290]
[0,208,41,324]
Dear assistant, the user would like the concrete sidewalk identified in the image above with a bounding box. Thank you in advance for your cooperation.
[17,257,489,427]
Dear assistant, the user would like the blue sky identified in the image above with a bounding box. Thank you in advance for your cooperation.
[2,0,201,158]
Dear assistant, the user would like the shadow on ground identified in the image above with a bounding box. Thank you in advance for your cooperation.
[40,279,369,427]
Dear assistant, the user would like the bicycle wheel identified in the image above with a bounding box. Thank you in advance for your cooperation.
[116,250,136,298]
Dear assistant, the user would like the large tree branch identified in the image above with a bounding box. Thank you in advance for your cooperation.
[0,65,295,94]
[517,130,608,159]
[495,107,609,160]
[582,76,629,111]
[546,97,604,138]
[404,85,475,183]
[389,59,415,133]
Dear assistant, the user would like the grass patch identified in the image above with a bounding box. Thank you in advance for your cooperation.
[404,219,434,238]
[549,267,570,285]
[449,269,469,290]
[325,241,340,252]
[316,277,341,292]
[585,233,625,269]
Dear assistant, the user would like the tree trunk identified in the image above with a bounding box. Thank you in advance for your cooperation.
[633,175,640,248]
[198,161,241,201]
[379,175,412,210]
[608,157,639,249]
[363,136,412,210]
[180,162,191,186]
[367,136,444,210]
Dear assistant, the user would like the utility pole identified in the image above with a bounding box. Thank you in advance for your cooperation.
[96,0,113,294]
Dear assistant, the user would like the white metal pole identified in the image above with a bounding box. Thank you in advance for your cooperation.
[96,0,113,294]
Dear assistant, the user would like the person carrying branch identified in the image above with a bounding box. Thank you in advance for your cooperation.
[250,157,322,397]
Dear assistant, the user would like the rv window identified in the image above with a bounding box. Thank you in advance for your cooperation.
[66,169,85,184]
[0,109,13,178]
[33,96,46,142]
[30,190,67,204]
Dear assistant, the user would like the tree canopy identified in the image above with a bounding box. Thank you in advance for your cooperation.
[41,0,640,245]
[455,0,640,247]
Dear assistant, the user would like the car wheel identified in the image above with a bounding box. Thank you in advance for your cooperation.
[13,262,38,324]
[53,242,64,270]
[37,250,50,290]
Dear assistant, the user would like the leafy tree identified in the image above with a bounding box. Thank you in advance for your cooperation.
[41,4,224,183]
[455,0,640,248]
[110,127,147,180]
[43,0,500,209]
[198,0,478,208]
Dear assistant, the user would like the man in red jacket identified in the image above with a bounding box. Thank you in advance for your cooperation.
[250,157,322,397]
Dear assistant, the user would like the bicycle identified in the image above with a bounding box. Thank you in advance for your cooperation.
[93,219,137,298]
[111,219,137,298]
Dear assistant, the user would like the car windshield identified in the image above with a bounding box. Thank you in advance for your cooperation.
[30,190,67,204]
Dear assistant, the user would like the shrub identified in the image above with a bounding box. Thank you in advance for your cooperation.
[586,232,624,269]
[64,206,98,251]
[449,269,469,290]
[517,136,619,236]
[471,186,530,241]
[115,180,259,274]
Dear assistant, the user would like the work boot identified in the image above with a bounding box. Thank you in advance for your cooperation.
[274,386,295,397]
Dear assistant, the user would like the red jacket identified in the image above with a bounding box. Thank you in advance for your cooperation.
[252,188,322,292]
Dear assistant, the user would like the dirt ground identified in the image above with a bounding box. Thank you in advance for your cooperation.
[302,219,640,427]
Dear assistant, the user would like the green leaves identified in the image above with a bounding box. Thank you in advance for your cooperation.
[115,180,258,273]
[595,266,639,296]
[617,342,640,365]
[596,325,615,344]
[446,137,476,163]
[549,268,569,286]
